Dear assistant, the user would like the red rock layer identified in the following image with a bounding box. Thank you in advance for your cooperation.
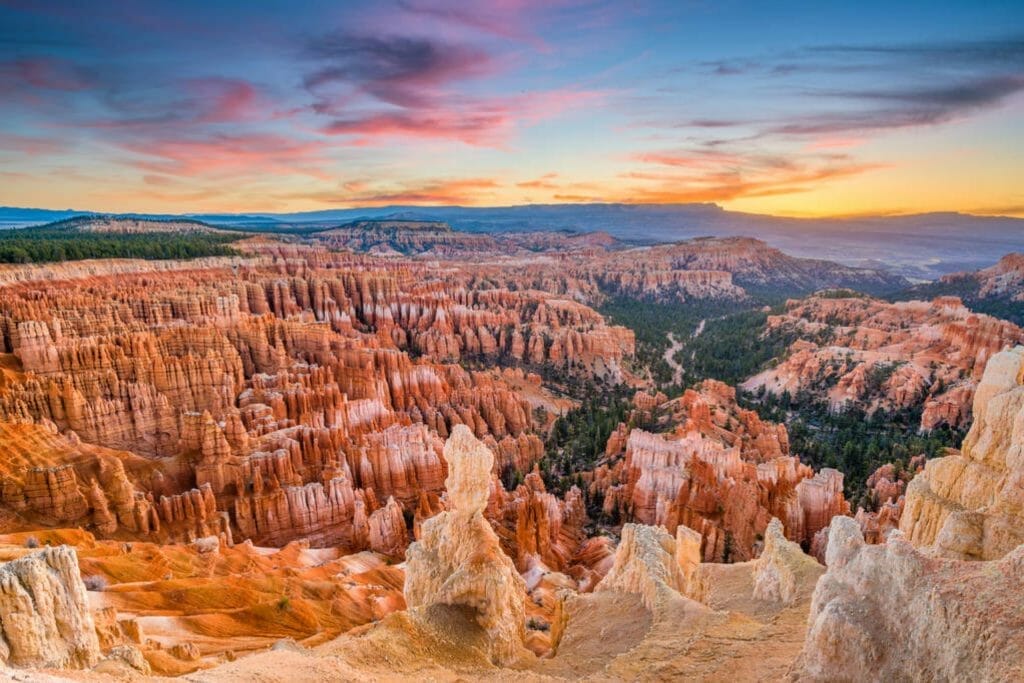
[742,295,1024,430]
[0,252,631,552]
[590,381,848,562]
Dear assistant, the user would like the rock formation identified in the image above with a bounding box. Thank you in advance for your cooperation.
[742,294,1024,430]
[900,345,1024,559]
[795,348,1024,680]
[0,232,1020,680]
[591,382,848,561]
[794,517,1024,681]
[751,518,821,604]
[0,250,634,550]
[404,425,528,665]
[923,252,1024,321]
[0,546,101,669]
[595,523,699,612]
[849,456,924,546]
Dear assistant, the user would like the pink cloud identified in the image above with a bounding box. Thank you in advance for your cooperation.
[322,88,602,146]
[619,152,884,204]
[303,34,496,112]
[0,57,93,92]
[118,133,333,181]
[0,133,65,155]
[805,136,866,151]
[323,108,512,146]
[185,78,263,123]
[516,172,559,189]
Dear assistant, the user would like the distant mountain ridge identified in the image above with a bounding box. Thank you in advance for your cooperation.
[2,203,1021,279]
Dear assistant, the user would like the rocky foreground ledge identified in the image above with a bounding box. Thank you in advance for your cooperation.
[4,348,1024,680]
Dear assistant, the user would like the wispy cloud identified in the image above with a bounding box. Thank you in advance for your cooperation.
[0,3,1020,215]
[281,176,503,206]
[118,133,332,180]
[622,147,883,203]
[766,74,1024,136]
[516,172,560,189]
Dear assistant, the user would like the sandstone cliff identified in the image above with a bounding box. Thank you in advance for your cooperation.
[0,545,101,669]
[742,295,1024,430]
[0,251,634,550]
[794,347,1024,680]
[793,517,1024,681]
[900,345,1024,559]
[591,382,848,561]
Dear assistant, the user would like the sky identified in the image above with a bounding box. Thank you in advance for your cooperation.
[1,0,1022,217]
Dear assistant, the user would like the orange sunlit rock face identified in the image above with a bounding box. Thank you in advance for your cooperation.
[588,381,849,562]
[0,250,633,552]
[742,294,1024,430]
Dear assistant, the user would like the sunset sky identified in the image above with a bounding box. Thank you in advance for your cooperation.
[1,1,1022,217]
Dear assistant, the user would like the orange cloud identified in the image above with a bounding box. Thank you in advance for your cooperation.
[516,172,559,189]
[618,147,884,204]
[281,177,503,206]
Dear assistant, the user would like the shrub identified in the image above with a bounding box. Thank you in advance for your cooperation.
[526,617,550,632]
[24,536,39,549]
[277,595,291,611]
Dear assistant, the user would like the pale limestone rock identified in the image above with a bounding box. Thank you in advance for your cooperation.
[900,345,1024,559]
[752,518,821,604]
[103,644,151,673]
[404,425,528,665]
[368,496,409,558]
[674,524,702,596]
[793,522,1024,681]
[193,536,220,555]
[0,546,101,669]
[595,524,699,613]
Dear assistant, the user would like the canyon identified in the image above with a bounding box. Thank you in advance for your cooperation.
[0,219,1020,680]
[8,351,1015,680]
[742,293,1024,430]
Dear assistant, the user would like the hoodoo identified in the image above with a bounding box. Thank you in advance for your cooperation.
[403,424,529,665]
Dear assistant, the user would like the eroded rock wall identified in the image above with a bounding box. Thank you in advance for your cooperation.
[0,546,101,669]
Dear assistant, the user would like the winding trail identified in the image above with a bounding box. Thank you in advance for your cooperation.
[664,319,706,386]
[664,332,685,385]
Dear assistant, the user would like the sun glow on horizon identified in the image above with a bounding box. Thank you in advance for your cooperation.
[1,1,1022,219]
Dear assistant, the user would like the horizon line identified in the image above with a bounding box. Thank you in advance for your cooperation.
[3,202,1023,223]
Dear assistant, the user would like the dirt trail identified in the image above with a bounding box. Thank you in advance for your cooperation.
[664,332,684,385]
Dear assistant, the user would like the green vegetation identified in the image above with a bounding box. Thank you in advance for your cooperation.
[599,297,759,390]
[535,383,637,525]
[599,296,812,390]
[966,297,1024,327]
[600,292,968,506]
[0,226,243,263]
[748,391,963,505]
[682,309,805,387]
[539,384,631,490]
[816,288,871,299]
[526,617,550,632]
